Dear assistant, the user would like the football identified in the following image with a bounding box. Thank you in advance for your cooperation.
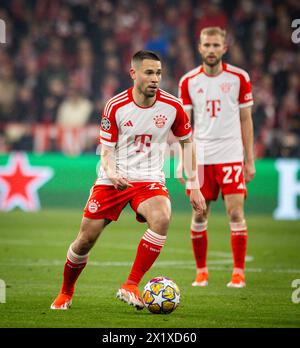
[142,276,180,314]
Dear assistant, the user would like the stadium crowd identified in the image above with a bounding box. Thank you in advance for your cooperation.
[0,0,299,157]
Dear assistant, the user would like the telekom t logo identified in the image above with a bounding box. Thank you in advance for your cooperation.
[206,100,221,117]
[134,134,152,153]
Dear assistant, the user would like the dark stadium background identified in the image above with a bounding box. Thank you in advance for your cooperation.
[0,0,299,157]
[0,0,300,330]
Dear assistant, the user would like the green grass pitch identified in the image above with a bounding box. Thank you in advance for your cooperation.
[0,210,300,328]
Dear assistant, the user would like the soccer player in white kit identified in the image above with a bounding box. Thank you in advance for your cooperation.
[50,50,206,310]
[178,27,255,288]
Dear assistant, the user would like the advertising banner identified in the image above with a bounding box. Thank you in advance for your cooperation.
[0,153,299,219]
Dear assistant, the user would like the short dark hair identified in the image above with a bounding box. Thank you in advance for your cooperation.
[131,50,161,66]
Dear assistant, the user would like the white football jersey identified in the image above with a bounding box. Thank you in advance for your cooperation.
[179,63,253,164]
[97,88,192,185]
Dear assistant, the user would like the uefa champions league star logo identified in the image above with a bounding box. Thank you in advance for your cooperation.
[0,153,53,211]
[101,117,111,131]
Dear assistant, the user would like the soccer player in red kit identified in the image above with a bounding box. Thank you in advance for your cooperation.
[50,50,206,310]
[178,27,255,288]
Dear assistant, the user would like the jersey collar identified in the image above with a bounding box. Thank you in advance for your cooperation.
[200,62,226,77]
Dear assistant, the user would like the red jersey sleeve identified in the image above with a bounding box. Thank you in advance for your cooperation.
[178,76,193,109]
[239,72,254,108]
[99,107,118,146]
[171,104,192,140]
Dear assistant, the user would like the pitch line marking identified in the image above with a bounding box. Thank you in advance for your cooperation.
[2,257,300,273]
[1,260,300,274]
[0,239,247,257]
[0,257,249,267]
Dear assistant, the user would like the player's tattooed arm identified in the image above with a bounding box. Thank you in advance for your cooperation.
[101,144,133,190]
[179,137,206,213]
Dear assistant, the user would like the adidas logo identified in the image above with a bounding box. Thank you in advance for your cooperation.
[197,88,204,94]
[237,183,244,189]
[124,120,133,127]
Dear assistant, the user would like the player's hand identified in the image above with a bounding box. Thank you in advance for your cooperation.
[244,161,256,183]
[176,163,185,185]
[110,174,133,190]
[189,189,206,214]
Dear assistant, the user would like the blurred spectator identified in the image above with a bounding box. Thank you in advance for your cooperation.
[74,38,95,98]
[195,1,229,38]
[15,85,37,123]
[56,75,93,128]
[0,62,18,122]
[40,77,66,124]
[278,84,300,136]
[145,27,169,58]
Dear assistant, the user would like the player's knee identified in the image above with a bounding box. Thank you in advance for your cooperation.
[192,214,207,224]
[228,208,244,222]
[148,210,170,234]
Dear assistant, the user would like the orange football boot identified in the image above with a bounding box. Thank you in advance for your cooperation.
[192,272,208,287]
[227,273,246,288]
[50,293,72,310]
[116,283,144,310]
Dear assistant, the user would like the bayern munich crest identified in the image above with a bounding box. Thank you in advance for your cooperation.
[220,82,232,93]
[184,122,191,130]
[88,199,101,213]
[153,115,167,128]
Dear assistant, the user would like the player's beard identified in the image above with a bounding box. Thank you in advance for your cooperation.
[141,85,157,98]
[202,55,222,67]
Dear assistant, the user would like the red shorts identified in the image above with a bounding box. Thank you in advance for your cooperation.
[187,162,247,201]
[84,182,170,222]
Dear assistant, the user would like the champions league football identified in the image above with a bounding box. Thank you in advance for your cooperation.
[142,277,180,314]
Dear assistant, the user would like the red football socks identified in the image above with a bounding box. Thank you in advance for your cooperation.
[126,229,166,285]
[230,220,248,271]
[190,221,208,271]
[60,245,89,296]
